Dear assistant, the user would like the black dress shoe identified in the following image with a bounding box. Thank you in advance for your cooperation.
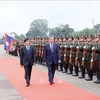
[85,78,92,81]
[78,76,85,79]
[72,74,78,77]
[49,82,53,85]
[26,84,30,87]
[26,82,30,87]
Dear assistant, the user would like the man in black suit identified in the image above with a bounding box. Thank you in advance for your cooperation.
[44,37,61,85]
[20,38,36,87]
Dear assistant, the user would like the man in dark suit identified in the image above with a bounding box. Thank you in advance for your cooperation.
[44,37,61,85]
[20,38,36,87]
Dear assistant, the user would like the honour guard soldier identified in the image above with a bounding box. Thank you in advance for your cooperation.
[72,46,83,76]
[78,45,87,79]
[63,44,70,73]
[94,36,100,84]
[62,37,69,73]
[58,37,64,71]
[67,45,76,74]
[85,46,93,81]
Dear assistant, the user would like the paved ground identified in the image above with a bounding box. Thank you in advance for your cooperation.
[0,45,23,100]
[0,45,100,100]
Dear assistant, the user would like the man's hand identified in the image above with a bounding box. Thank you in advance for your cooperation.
[21,65,23,67]
[44,62,46,66]
[58,60,61,63]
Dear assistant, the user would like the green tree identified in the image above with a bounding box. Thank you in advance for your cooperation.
[14,34,25,40]
[49,24,74,37]
[26,19,49,38]
[94,24,100,30]
[0,36,4,44]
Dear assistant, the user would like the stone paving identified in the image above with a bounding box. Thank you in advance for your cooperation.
[0,45,23,100]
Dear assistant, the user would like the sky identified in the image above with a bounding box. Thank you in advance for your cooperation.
[0,1,100,36]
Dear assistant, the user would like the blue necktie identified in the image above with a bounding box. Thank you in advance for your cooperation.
[27,46,30,54]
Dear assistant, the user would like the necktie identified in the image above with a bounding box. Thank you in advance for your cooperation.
[51,44,53,52]
[27,46,30,54]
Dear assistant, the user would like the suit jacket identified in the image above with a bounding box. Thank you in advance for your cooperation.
[20,46,36,66]
[43,43,61,65]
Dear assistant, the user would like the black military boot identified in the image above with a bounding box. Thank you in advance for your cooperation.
[78,67,85,79]
[85,70,93,81]
[72,65,78,76]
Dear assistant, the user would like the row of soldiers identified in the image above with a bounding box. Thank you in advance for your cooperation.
[14,34,100,84]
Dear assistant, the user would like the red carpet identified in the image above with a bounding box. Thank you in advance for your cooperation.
[0,58,100,100]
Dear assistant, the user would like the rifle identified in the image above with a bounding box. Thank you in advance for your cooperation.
[39,46,41,57]
[64,45,67,63]
[35,45,38,57]
[90,47,96,70]
[81,46,87,67]
[75,46,79,66]
[41,45,44,58]
[69,46,73,64]
[60,45,63,56]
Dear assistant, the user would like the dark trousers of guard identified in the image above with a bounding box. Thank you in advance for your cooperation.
[73,61,82,76]
[97,70,100,83]
[39,56,41,64]
[94,61,100,84]
[59,56,63,71]
[62,63,68,73]
[36,56,38,63]
[59,62,63,71]
[85,68,93,81]
[37,56,40,64]
[56,64,58,70]
[72,65,79,76]
[94,70,100,84]
[24,63,32,84]
[79,66,85,78]
[85,60,93,81]
[79,66,93,81]
[67,63,73,74]
[40,57,43,65]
